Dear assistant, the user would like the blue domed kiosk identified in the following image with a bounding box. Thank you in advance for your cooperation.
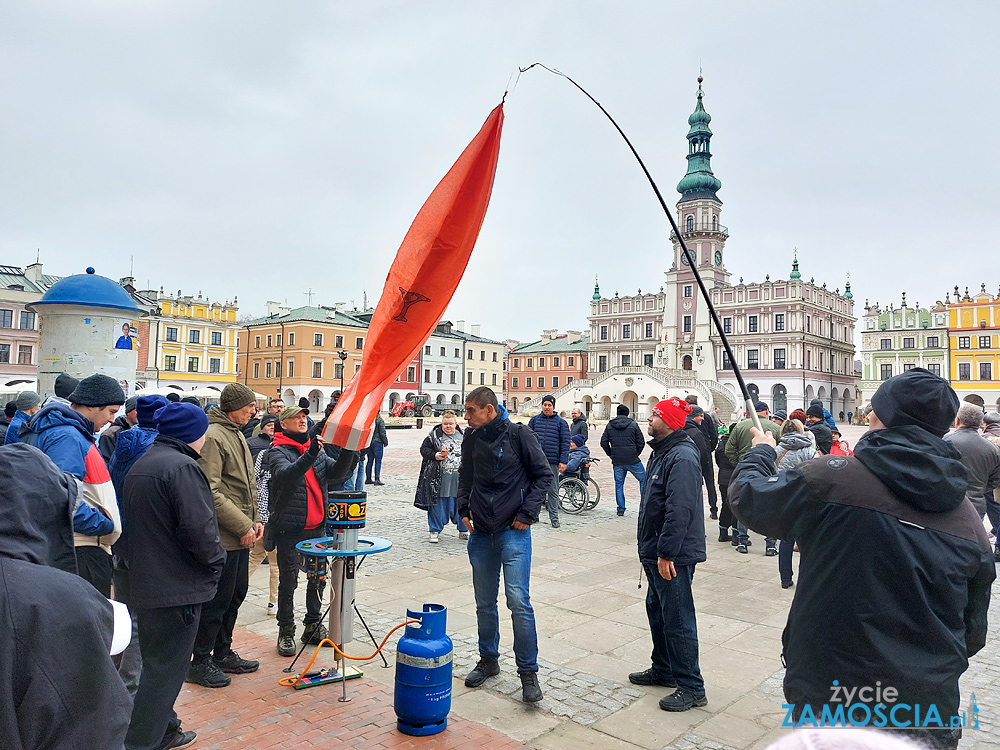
[28,268,143,398]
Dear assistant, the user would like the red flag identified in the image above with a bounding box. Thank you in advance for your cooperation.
[323,103,504,450]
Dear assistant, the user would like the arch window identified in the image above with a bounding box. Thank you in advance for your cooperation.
[686,215,694,231]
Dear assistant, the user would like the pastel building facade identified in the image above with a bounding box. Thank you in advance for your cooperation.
[710,266,858,418]
[239,303,368,413]
[947,285,1000,409]
[860,295,949,405]
[133,286,241,393]
[508,331,589,413]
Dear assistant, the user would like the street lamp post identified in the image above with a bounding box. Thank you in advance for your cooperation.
[337,349,348,404]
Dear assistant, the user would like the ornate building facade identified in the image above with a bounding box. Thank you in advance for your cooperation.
[860,295,949,405]
[519,78,859,421]
[947,285,1000,409]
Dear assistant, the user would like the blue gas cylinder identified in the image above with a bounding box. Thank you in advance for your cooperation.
[394,603,452,736]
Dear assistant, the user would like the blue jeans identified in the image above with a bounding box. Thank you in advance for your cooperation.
[342,458,365,492]
[642,562,704,694]
[614,462,647,511]
[428,496,468,533]
[365,441,384,481]
[467,527,538,672]
[778,540,794,585]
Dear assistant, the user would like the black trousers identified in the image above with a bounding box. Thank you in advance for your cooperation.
[126,603,201,750]
[192,549,248,662]
[276,528,325,629]
[77,546,113,597]
[702,465,718,512]
[718,480,736,531]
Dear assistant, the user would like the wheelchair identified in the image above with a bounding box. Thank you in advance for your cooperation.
[558,457,601,514]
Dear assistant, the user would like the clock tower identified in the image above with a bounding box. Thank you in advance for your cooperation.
[662,76,731,381]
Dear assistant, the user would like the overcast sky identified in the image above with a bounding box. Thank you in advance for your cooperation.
[3,2,998,345]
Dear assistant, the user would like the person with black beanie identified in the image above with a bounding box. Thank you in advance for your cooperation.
[804,405,833,455]
[729,368,994,750]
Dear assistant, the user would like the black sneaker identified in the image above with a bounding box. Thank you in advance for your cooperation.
[628,668,676,688]
[166,730,198,749]
[718,529,730,542]
[186,660,231,688]
[617,509,625,516]
[730,533,739,547]
[374,480,385,486]
[301,622,330,645]
[781,580,794,589]
[464,658,500,687]
[765,543,778,557]
[736,544,748,554]
[658,688,707,712]
[519,671,543,702]
[214,651,259,674]
[709,509,718,520]
[550,519,561,528]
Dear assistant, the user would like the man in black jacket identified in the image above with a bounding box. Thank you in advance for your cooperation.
[267,405,355,656]
[569,407,588,438]
[120,402,225,750]
[459,387,551,703]
[601,404,647,516]
[630,397,708,712]
[729,368,994,750]
[804,405,833,455]
[683,405,720,519]
[0,442,132,750]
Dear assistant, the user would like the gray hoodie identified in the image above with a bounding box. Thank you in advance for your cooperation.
[774,432,818,472]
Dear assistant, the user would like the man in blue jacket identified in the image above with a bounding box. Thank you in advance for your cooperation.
[630,397,707,712]
[527,395,569,528]
[4,390,41,444]
[459,387,552,704]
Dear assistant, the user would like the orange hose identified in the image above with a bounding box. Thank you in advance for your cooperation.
[278,619,421,687]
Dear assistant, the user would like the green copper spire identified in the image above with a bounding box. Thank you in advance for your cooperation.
[789,250,801,281]
[844,277,853,300]
[592,275,601,301]
[676,76,722,203]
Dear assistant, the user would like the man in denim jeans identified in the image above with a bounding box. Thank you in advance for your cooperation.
[630,397,707,712]
[459,387,551,703]
[601,404,647,516]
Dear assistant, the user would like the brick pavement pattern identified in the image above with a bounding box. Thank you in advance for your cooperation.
[174,626,529,750]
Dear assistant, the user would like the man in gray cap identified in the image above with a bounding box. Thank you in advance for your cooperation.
[729,368,994,750]
[187,382,262,689]
[98,395,138,463]
[4,390,41,445]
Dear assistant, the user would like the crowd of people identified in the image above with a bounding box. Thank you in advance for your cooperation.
[2,366,996,750]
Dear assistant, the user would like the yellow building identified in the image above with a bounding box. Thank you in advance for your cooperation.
[134,287,241,392]
[947,285,1000,409]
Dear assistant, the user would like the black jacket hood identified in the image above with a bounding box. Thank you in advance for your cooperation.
[854,425,968,513]
[608,415,634,430]
[0,443,78,567]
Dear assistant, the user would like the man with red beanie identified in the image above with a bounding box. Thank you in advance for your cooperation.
[629,397,708,712]
[265,404,356,656]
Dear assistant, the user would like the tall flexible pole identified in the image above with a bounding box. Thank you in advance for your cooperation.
[519,64,762,431]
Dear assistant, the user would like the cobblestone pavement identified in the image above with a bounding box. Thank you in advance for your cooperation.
[236,419,1000,749]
